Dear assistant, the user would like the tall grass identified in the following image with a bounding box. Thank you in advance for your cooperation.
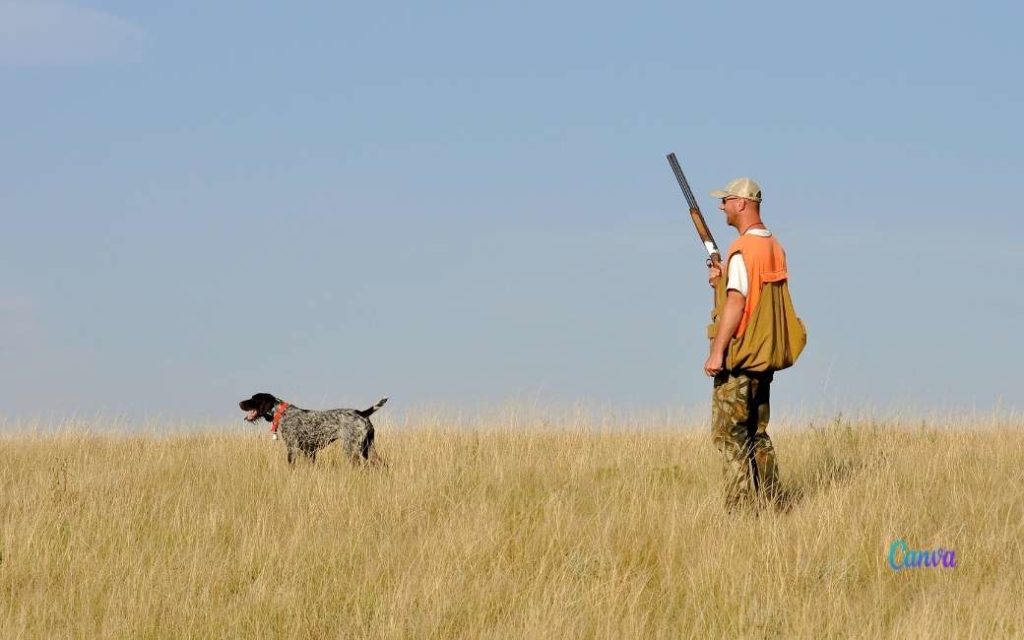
[1,413,1021,638]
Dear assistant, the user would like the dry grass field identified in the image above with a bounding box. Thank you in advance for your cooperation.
[1,412,1022,639]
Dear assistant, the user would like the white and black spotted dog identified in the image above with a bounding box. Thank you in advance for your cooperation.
[239,393,387,465]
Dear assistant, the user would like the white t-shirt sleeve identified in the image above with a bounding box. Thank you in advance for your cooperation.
[726,253,748,297]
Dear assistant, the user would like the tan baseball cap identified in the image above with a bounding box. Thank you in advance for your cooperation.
[710,177,762,202]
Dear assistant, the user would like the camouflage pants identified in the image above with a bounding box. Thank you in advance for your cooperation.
[711,371,780,509]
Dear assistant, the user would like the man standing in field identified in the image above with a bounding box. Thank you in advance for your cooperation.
[704,177,794,510]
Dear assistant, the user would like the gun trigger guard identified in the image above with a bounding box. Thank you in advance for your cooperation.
[705,257,713,268]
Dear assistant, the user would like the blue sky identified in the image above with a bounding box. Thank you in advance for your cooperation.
[2,1,1022,423]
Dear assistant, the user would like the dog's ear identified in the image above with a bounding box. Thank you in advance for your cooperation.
[256,393,279,417]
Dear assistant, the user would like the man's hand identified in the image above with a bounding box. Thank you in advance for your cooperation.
[708,264,722,288]
[704,351,725,377]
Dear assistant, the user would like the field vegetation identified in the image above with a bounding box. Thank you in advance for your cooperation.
[1,412,1021,638]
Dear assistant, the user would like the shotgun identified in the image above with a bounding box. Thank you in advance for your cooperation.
[666,152,721,269]
[666,152,727,326]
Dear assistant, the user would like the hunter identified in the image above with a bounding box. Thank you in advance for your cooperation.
[704,177,798,510]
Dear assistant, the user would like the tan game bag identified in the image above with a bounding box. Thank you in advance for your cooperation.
[725,273,807,372]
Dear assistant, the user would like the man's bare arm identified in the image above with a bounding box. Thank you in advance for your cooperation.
[704,290,745,376]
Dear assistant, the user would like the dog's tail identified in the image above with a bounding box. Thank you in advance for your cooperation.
[358,397,388,418]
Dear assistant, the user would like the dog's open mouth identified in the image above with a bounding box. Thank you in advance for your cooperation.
[244,409,259,422]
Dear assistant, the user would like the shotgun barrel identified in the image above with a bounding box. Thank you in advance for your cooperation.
[666,152,721,268]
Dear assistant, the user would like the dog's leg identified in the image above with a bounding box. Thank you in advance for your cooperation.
[367,446,386,467]
[287,446,298,466]
[359,433,386,467]
[360,432,373,461]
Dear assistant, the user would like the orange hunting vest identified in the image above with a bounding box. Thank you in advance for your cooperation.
[726,233,789,337]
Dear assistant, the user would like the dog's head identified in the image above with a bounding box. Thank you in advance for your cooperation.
[239,393,280,423]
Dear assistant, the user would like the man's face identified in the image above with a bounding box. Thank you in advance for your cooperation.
[718,197,741,227]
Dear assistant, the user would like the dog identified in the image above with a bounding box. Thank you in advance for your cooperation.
[239,393,387,465]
